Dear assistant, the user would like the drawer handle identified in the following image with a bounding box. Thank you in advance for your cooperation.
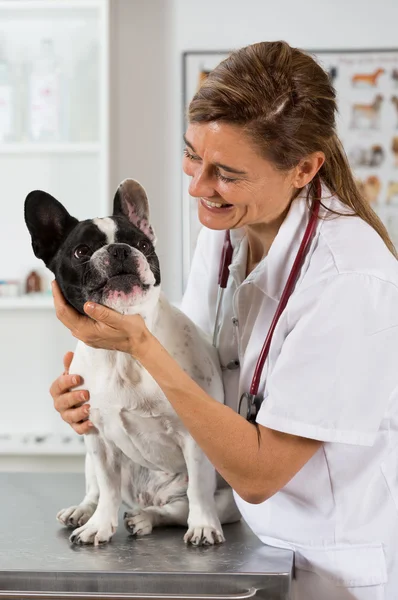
[0,588,258,600]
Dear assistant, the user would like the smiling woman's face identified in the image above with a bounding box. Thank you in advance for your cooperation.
[182,121,298,231]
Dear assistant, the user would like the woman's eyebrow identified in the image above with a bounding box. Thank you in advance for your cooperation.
[183,134,247,175]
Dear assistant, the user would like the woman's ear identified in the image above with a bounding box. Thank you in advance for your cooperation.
[292,152,325,189]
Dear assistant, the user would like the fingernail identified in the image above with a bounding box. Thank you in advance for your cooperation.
[80,392,86,401]
[87,421,94,428]
[84,405,90,415]
[72,376,78,385]
[85,303,95,313]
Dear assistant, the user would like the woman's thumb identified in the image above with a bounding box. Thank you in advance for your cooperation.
[84,302,121,325]
[63,351,74,374]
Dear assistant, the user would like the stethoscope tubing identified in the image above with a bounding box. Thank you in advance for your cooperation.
[212,178,322,419]
[250,193,320,395]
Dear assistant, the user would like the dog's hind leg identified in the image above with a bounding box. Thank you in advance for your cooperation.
[123,487,241,538]
[57,452,99,528]
[124,498,189,537]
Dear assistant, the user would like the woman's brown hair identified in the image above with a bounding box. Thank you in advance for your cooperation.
[188,41,397,257]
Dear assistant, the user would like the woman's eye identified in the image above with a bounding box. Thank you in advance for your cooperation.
[216,172,238,183]
[74,245,91,259]
[138,240,150,253]
[183,148,200,161]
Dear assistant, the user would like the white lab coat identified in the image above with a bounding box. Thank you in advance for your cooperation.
[181,186,398,600]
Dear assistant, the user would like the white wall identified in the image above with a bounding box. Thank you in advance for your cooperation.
[173,0,398,50]
[109,0,181,302]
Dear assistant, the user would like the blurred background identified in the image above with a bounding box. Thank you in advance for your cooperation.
[0,0,397,473]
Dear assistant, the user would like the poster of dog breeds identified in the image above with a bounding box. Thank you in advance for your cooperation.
[313,50,398,248]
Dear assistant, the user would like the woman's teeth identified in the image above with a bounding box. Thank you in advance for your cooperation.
[203,199,230,208]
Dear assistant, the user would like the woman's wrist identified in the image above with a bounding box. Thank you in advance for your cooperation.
[128,317,156,362]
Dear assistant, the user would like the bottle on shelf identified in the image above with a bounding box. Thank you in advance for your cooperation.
[28,38,67,143]
[70,41,99,143]
[25,271,42,294]
[0,36,16,143]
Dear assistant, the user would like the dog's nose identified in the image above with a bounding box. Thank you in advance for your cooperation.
[107,244,131,261]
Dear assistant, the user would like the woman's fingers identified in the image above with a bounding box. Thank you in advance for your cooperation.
[52,281,89,337]
[61,404,91,426]
[49,373,83,401]
[55,389,89,413]
[72,421,94,435]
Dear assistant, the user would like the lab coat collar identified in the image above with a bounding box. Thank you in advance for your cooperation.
[229,185,332,302]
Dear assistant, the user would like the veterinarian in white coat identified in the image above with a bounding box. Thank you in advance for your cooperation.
[51,41,398,599]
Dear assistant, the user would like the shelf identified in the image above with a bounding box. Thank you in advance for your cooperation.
[0,433,86,456]
[0,294,54,309]
[0,0,102,10]
[0,143,101,155]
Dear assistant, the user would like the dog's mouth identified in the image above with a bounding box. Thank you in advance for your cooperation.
[101,274,150,308]
[88,272,146,295]
[104,274,146,291]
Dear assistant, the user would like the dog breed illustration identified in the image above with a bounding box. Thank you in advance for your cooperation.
[392,97,398,128]
[328,66,338,85]
[352,68,384,87]
[387,181,398,204]
[24,179,240,547]
[351,95,383,129]
[392,137,398,167]
[357,175,381,205]
[349,144,384,168]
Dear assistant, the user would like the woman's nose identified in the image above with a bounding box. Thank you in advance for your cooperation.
[188,167,216,199]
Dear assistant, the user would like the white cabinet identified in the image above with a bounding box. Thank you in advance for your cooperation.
[0,0,110,291]
[0,0,111,465]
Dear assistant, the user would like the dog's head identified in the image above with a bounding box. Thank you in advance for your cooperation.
[24,179,160,315]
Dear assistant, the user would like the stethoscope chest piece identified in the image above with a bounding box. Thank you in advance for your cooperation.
[238,392,263,423]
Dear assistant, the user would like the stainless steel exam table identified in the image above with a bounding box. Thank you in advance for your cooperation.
[0,473,293,599]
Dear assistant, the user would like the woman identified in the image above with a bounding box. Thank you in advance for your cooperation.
[50,41,398,599]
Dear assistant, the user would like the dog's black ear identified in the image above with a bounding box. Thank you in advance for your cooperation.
[113,179,156,244]
[24,191,79,268]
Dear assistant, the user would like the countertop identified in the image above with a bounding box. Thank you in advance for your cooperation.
[0,473,293,599]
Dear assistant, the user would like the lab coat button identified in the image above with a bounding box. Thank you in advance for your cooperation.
[232,317,239,326]
[226,359,240,370]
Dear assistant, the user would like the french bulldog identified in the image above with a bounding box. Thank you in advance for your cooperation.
[24,179,240,546]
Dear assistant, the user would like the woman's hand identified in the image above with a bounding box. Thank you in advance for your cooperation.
[50,351,93,435]
[52,281,152,359]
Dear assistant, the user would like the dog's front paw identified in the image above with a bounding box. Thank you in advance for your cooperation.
[184,525,225,546]
[69,515,117,546]
[123,510,153,537]
[57,503,96,529]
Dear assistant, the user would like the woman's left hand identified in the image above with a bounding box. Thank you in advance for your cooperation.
[52,281,152,359]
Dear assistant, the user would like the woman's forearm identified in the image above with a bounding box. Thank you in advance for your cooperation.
[138,335,278,502]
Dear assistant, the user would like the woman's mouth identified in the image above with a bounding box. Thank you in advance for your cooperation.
[200,198,234,212]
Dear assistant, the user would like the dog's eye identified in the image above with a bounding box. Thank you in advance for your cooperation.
[74,245,91,259]
[138,240,150,253]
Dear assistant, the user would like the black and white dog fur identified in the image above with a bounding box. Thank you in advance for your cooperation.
[24,179,240,547]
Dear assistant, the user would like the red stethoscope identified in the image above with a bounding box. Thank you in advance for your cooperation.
[212,178,322,423]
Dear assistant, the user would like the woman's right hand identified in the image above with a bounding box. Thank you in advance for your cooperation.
[50,352,93,435]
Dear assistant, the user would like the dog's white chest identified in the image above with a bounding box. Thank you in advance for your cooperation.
[77,350,186,473]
